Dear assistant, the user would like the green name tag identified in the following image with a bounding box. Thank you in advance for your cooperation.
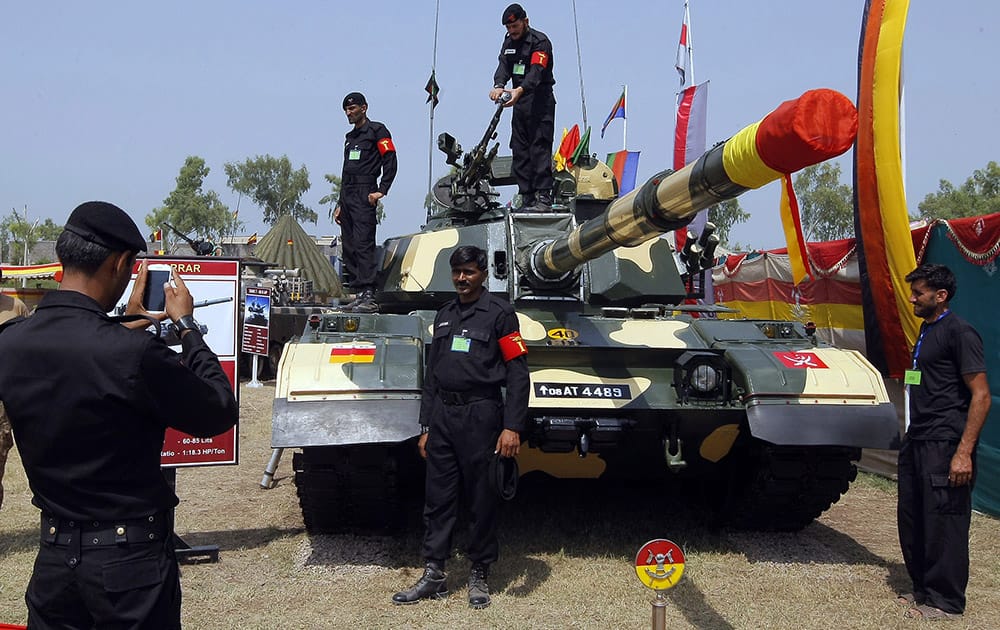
[904,369,922,385]
[513,62,526,75]
[348,149,361,160]
[451,335,471,353]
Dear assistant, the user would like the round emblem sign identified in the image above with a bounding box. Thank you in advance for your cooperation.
[634,539,685,590]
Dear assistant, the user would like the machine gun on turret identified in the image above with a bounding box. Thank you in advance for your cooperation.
[163,223,216,256]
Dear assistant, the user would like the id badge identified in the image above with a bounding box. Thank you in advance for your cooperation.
[904,369,921,385]
[348,149,361,160]
[513,62,526,76]
[451,335,471,353]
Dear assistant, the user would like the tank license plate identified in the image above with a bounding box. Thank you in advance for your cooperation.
[534,383,632,400]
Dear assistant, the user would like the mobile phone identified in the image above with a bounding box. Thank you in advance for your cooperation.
[143,264,173,312]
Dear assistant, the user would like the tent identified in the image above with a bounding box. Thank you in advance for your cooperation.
[712,214,999,516]
[253,215,343,299]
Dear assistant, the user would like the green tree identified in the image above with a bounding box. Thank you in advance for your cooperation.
[917,161,1000,220]
[707,198,750,248]
[1,207,44,265]
[319,172,385,224]
[224,155,316,225]
[794,162,854,241]
[146,156,235,252]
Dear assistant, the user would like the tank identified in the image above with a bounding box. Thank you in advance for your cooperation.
[270,89,900,533]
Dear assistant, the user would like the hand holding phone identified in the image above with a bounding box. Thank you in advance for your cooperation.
[142,264,173,312]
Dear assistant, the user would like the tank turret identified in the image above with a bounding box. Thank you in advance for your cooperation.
[269,89,898,535]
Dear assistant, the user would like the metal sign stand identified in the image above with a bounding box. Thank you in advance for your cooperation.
[248,354,262,388]
[163,468,220,564]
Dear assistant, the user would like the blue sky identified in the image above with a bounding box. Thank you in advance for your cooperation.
[2,1,997,251]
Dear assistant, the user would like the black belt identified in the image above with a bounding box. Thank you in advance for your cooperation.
[41,511,171,548]
[437,387,502,406]
[343,175,377,185]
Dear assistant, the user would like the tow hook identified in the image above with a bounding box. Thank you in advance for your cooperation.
[665,436,687,472]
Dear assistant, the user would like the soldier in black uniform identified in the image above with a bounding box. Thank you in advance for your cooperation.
[334,91,397,314]
[393,245,529,610]
[490,3,556,211]
[0,201,239,630]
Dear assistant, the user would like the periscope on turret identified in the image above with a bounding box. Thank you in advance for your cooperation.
[269,89,898,535]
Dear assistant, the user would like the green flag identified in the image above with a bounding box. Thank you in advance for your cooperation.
[570,126,591,167]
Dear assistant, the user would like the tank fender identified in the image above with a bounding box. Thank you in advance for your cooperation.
[746,401,900,449]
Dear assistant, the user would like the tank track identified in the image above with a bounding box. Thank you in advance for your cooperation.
[723,443,861,531]
[293,444,421,534]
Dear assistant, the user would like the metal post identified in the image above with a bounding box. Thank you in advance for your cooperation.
[260,448,284,489]
[247,354,262,388]
[651,591,667,630]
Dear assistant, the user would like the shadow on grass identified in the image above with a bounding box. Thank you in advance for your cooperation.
[0,527,36,557]
[177,525,303,552]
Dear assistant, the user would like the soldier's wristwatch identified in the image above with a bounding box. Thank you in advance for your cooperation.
[173,315,200,334]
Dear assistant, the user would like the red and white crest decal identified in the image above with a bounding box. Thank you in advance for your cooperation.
[773,351,828,369]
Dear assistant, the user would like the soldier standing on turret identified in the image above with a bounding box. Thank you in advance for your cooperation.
[489,3,556,212]
[334,91,397,314]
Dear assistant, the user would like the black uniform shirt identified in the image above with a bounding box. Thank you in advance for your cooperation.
[493,27,555,97]
[0,290,238,520]
[342,120,398,196]
[419,290,529,432]
[908,311,986,441]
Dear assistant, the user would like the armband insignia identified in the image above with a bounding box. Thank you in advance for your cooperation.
[499,332,528,361]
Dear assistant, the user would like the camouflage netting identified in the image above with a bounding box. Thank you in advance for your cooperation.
[254,215,343,299]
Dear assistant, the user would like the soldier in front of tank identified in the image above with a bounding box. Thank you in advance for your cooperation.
[489,3,556,212]
[333,91,397,314]
[897,263,990,621]
[392,245,529,609]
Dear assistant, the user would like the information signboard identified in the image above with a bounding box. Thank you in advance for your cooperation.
[117,257,241,467]
[241,286,271,356]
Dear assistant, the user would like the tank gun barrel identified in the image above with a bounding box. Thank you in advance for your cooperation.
[528,89,858,282]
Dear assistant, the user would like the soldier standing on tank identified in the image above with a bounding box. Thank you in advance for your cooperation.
[489,3,556,212]
[334,91,397,314]
[392,245,529,609]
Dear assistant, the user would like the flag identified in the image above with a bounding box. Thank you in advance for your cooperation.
[570,126,592,167]
[606,150,640,195]
[425,71,440,108]
[673,81,708,171]
[286,238,294,246]
[779,174,812,285]
[149,229,162,242]
[601,89,626,138]
[154,249,166,256]
[247,232,258,245]
[554,125,580,171]
[675,4,692,86]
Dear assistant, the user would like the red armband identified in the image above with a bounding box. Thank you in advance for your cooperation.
[530,51,549,68]
[498,332,528,361]
[377,137,396,155]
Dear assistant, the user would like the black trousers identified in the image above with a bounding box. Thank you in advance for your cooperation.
[26,537,180,629]
[897,437,973,614]
[421,397,503,567]
[340,183,378,290]
[510,94,555,198]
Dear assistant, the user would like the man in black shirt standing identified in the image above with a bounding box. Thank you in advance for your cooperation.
[0,201,239,629]
[393,245,529,609]
[334,91,397,314]
[897,263,991,620]
[490,3,556,211]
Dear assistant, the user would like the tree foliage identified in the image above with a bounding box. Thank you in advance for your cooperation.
[146,156,235,251]
[707,198,750,248]
[793,162,854,241]
[917,161,1000,220]
[225,155,316,225]
[1,208,61,265]
[319,172,384,224]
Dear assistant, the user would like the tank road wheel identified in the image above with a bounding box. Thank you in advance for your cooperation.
[722,442,860,532]
[292,444,423,535]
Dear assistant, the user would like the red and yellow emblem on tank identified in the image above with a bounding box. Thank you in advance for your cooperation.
[328,342,376,364]
[634,539,685,590]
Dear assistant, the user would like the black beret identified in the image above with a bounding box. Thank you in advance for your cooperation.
[502,3,526,25]
[343,92,367,109]
[64,201,147,253]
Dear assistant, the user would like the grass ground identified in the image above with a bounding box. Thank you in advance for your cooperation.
[2,382,998,629]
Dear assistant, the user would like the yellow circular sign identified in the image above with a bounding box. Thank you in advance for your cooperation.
[634,539,685,590]
[547,328,579,340]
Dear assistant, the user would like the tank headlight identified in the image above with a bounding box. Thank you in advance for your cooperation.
[690,364,719,392]
[343,317,360,333]
[673,351,731,403]
[778,323,795,338]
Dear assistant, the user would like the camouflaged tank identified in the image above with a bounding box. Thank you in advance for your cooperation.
[270,89,900,533]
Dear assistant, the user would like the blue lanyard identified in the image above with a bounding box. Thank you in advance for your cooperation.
[912,310,950,369]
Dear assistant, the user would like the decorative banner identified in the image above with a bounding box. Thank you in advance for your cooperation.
[241,286,271,356]
[329,341,377,364]
[118,257,241,467]
[634,539,686,590]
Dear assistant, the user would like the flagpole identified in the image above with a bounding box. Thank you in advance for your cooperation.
[685,0,695,86]
[622,84,628,151]
[427,0,441,202]
[571,0,588,130]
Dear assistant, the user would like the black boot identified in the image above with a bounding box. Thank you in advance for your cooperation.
[534,192,553,212]
[518,192,536,210]
[350,289,378,314]
[468,563,491,609]
[392,564,448,605]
